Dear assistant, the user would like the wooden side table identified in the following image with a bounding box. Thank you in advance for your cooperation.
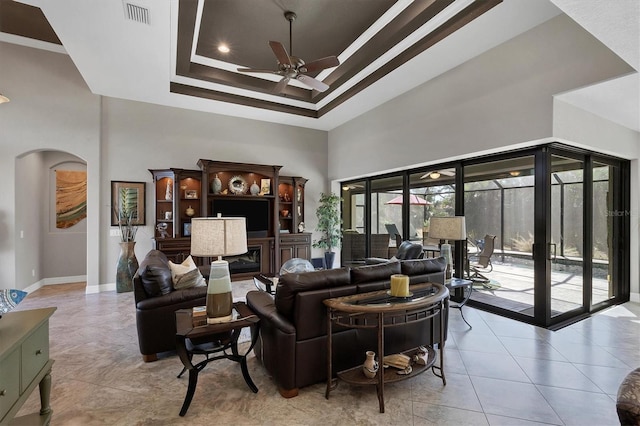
[324,283,449,413]
[175,302,260,417]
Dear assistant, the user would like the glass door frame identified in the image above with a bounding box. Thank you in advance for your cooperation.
[340,142,630,328]
[535,147,588,327]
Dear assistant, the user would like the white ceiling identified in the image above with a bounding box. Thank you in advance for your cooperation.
[550,0,639,132]
[3,0,638,132]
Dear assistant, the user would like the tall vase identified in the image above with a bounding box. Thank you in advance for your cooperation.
[211,174,222,194]
[116,241,138,293]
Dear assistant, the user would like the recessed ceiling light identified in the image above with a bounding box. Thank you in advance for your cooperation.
[218,44,230,53]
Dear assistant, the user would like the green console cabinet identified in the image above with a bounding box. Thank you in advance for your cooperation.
[0,307,56,425]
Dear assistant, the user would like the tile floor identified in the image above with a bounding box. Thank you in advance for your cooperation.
[13,281,640,425]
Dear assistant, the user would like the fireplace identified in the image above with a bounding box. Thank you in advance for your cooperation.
[227,246,261,275]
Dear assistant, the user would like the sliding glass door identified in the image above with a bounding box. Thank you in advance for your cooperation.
[338,143,629,328]
[408,168,456,251]
[592,160,620,306]
[464,155,536,316]
[341,181,366,266]
[549,154,585,317]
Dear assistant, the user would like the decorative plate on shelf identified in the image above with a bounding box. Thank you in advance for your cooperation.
[229,175,248,194]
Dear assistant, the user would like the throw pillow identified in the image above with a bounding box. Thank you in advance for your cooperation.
[168,256,206,290]
[168,256,197,283]
[173,268,206,290]
[0,289,28,315]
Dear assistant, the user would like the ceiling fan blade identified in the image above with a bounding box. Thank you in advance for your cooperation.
[237,68,278,74]
[269,41,292,67]
[301,56,340,73]
[273,76,290,94]
[296,74,329,92]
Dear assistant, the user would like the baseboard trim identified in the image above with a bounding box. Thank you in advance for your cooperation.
[43,275,87,286]
[84,283,116,294]
[23,280,44,294]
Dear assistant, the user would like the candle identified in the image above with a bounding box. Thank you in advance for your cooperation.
[390,274,410,297]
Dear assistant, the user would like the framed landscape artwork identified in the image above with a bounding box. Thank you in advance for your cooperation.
[111,181,146,226]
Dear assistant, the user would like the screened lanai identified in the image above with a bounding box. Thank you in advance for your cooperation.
[340,143,629,328]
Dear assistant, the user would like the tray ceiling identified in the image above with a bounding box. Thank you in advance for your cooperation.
[4,1,634,132]
[171,0,500,118]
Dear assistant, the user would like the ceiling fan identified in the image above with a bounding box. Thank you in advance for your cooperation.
[342,183,365,190]
[237,11,340,94]
[420,169,456,179]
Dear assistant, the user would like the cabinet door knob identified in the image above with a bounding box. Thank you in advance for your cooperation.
[0,389,6,397]
[35,349,43,355]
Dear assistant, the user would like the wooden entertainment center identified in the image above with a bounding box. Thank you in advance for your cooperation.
[150,160,310,279]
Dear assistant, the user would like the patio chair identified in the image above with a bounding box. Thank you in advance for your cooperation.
[468,234,496,283]
[384,223,402,246]
[365,240,423,264]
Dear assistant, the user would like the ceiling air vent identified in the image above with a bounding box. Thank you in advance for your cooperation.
[123,2,150,25]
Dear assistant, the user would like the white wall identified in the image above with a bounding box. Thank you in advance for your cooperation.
[15,151,87,284]
[1,41,101,291]
[42,152,87,280]
[327,15,639,299]
[14,152,45,287]
[328,14,634,181]
[1,41,328,292]
[553,99,640,300]
[100,98,327,285]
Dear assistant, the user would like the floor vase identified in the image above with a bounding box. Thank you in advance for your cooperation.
[324,252,336,269]
[116,241,138,293]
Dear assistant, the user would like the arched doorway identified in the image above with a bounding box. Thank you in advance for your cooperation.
[15,150,87,289]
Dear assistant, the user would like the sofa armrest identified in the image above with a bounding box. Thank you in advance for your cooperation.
[246,290,295,335]
[136,286,207,311]
[246,290,300,395]
[364,257,389,265]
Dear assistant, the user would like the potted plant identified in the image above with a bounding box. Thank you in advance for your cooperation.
[312,192,342,269]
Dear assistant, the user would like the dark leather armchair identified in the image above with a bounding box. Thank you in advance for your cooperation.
[133,250,208,362]
[365,240,424,264]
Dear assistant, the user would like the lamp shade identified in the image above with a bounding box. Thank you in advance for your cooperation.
[190,216,247,257]
[429,216,466,241]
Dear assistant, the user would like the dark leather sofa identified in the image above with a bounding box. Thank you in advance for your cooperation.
[246,257,447,397]
[133,250,208,362]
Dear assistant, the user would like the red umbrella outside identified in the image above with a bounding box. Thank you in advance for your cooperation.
[386,194,430,205]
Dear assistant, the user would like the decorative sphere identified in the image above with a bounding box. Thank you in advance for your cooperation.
[279,258,314,276]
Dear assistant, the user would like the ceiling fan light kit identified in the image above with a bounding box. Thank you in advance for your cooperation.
[237,11,340,94]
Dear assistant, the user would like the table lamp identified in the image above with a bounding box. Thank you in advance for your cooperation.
[190,215,247,324]
[429,216,466,280]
